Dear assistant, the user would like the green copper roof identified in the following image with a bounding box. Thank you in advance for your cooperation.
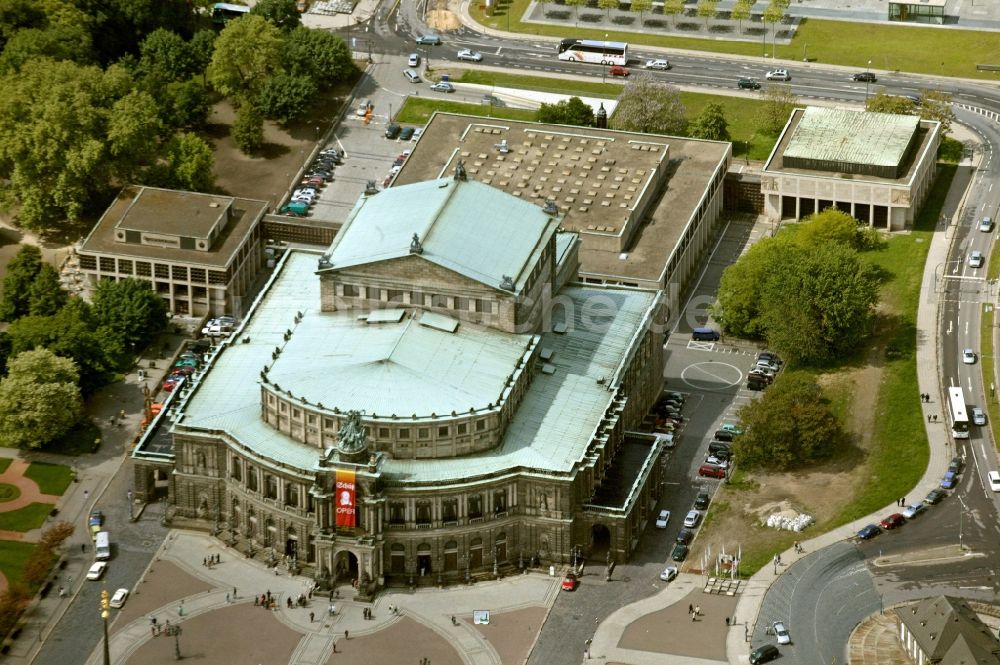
[783,107,919,168]
[323,178,560,292]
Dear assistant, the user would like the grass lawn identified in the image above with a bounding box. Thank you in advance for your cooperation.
[0,540,36,586]
[0,503,54,532]
[396,96,539,124]
[470,0,1000,80]
[831,165,957,525]
[0,458,10,474]
[981,304,999,453]
[24,462,74,496]
[0,484,21,502]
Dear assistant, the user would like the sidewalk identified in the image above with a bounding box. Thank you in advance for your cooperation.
[0,326,197,665]
[86,530,560,665]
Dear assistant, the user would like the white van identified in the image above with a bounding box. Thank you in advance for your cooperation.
[95,531,111,560]
[403,68,421,84]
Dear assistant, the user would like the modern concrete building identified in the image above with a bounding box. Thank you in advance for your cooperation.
[392,113,731,320]
[77,186,269,318]
[133,175,668,590]
[761,107,941,230]
[896,596,1000,664]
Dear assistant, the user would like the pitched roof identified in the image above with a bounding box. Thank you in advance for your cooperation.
[898,596,1000,664]
[321,177,559,292]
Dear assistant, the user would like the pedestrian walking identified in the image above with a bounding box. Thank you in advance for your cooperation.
[81,543,86,553]
[928,414,932,422]
[226,592,230,603]
[726,617,730,626]
[344,630,349,640]
[695,605,701,617]
[310,611,314,623]
[688,603,693,614]
[902,497,906,505]
[933,415,938,422]
[233,587,237,599]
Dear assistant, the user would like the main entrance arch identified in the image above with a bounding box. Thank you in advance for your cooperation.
[591,524,611,559]
[334,550,359,585]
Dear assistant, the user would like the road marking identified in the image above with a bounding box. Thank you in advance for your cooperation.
[947,320,953,335]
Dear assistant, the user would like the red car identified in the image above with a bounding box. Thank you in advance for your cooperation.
[609,65,630,77]
[561,572,578,591]
[879,513,905,529]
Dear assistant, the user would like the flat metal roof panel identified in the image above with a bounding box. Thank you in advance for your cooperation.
[783,107,919,168]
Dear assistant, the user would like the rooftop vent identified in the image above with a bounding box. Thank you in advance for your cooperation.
[364,180,379,196]
[542,199,558,215]
[495,139,510,154]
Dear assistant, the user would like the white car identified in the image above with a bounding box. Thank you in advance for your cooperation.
[962,348,976,364]
[989,470,1000,491]
[355,99,372,117]
[705,455,729,469]
[109,587,129,608]
[980,217,994,232]
[408,52,420,67]
[430,82,455,93]
[655,509,671,528]
[972,407,987,425]
[772,621,791,645]
[659,565,678,582]
[683,510,700,528]
[457,49,483,62]
[969,251,984,268]
[645,59,671,70]
[766,69,790,81]
[86,561,108,580]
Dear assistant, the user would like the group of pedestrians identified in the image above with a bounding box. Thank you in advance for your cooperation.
[254,590,277,610]
[895,496,908,506]
[202,553,221,568]
[687,604,702,622]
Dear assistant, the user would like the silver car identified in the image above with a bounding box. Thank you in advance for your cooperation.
[457,49,483,62]
[972,407,987,425]
[645,59,671,70]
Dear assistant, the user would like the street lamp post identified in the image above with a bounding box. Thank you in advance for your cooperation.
[602,34,608,83]
[101,590,111,665]
[865,59,872,103]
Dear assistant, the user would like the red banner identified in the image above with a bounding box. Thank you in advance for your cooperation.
[335,469,356,527]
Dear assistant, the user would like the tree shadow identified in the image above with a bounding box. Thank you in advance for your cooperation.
[612,15,635,24]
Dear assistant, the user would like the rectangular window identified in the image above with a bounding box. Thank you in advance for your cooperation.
[389,502,405,523]
[171,265,188,280]
[457,423,468,435]
[387,289,404,303]
[154,264,169,279]
[292,409,300,418]
[476,420,486,432]
[279,403,287,412]
[418,428,430,439]
[378,427,390,438]
[307,415,315,424]
[324,419,334,428]
[431,294,449,308]
[117,259,133,275]
[476,299,491,313]
[343,284,359,297]
[456,297,469,311]
[190,267,206,283]
[442,500,458,522]
[416,502,432,524]
[468,495,483,519]
[99,257,115,272]
[136,261,151,277]
[437,425,449,437]
[398,428,410,439]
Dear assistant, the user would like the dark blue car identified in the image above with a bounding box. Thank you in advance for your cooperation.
[940,471,957,489]
[857,524,881,540]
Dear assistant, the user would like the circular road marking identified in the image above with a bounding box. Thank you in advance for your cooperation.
[680,362,744,392]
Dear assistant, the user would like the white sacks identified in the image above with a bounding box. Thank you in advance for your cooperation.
[764,512,814,532]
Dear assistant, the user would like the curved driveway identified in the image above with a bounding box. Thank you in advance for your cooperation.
[751,542,879,664]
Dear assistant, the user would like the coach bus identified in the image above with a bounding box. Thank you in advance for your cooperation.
[948,386,969,439]
[557,38,628,66]
[212,2,249,26]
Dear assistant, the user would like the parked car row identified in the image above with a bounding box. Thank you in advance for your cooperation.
[748,350,782,391]
[163,348,206,392]
[278,148,343,217]
[856,474,955,540]
[667,488,712,564]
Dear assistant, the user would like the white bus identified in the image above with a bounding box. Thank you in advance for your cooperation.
[95,531,111,561]
[557,38,628,66]
[948,386,969,439]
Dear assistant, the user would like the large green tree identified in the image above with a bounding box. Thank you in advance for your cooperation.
[611,75,687,135]
[255,73,317,124]
[598,0,620,19]
[689,102,730,141]
[251,0,302,31]
[918,89,955,135]
[207,14,283,100]
[696,0,718,28]
[27,263,67,317]
[0,59,148,230]
[6,299,115,394]
[232,103,265,154]
[734,371,844,470]
[538,97,595,126]
[866,91,916,115]
[0,348,82,449]
[755,83,797,135]
[729,0,752,32]
[91,277,169,356]
[282,27,354,89]
[0,245,42,321]
[713,237,794,338]
[760,241,880,364]
[137,28,195,83]
[629,0,653,22]
[158,132,216,192]
[662,0,684,24]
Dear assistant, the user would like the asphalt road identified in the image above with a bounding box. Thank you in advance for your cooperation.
[34,461,167,665]
[752,541,880,665]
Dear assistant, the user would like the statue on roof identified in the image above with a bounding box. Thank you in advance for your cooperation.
[500,275,515,291]
[454,160,467,181]
[337,410,368,454]
[410,233,423,254]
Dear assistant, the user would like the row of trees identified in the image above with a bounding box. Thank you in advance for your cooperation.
[0,522,75,638]
[866,90,956,135]
[0,0,355,233]
[543,0,790,29]
[712,209,883,365]
[0,246,168,448]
